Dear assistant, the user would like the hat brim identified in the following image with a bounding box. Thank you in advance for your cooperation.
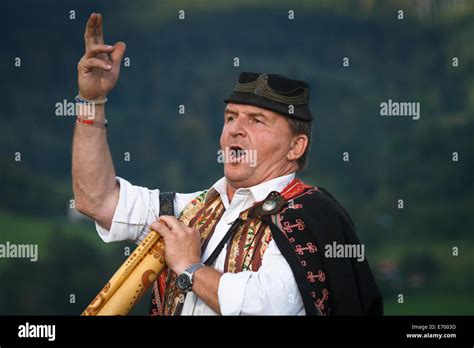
[224,92,313,121]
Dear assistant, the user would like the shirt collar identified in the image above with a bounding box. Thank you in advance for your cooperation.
[204,172,296,204]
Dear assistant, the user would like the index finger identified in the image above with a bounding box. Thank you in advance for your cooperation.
[150,220,172,238]
[84,13,98,47]
[159,216,185,232]
[96,13,104,45]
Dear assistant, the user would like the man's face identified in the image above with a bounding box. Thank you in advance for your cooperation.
[220,103,298,189]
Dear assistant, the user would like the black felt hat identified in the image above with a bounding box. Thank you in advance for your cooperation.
[224,72,313,121]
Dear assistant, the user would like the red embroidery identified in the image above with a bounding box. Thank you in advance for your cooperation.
[307,270,325,283]
[281,219,305,233]
[295,242,317,255]
[316,289,329,311]
[281,179,313,200]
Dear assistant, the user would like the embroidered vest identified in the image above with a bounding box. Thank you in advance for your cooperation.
[154,190,274,316]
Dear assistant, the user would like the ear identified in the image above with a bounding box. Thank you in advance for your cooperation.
[287,134,308,162]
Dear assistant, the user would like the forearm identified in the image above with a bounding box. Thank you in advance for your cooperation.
[72,104,118,228]
[191,266,223,314]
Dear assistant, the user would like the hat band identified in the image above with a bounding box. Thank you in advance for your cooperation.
[233,76,309,105]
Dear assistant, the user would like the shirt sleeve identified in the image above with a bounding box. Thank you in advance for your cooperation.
[217,239,305,315]
[95,176,202,244]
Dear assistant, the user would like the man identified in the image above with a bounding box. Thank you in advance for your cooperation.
[73,13,382,316]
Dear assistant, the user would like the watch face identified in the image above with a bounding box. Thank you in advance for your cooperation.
[176,273,191,291]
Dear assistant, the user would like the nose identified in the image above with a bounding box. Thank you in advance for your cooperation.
[227,116,247,138]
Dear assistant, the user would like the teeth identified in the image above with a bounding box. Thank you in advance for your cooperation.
[228,146,245,161]
[235,148,244,157]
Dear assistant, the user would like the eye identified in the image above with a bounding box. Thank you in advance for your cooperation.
[226,115,234,122]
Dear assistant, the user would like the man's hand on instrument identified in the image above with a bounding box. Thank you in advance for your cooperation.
[150,216,202,275]
[77,13,126,100]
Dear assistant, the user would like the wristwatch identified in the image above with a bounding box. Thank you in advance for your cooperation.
[175,263,206,292]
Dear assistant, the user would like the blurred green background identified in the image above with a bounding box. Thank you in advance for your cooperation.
[0,0,472,315]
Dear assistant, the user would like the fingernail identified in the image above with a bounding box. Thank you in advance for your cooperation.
[106,65,112,70]
[107,45,113,49]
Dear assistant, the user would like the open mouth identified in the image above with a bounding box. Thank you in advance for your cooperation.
[228,146,246,162]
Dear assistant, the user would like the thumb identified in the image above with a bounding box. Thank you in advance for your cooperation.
[111,41,126,69]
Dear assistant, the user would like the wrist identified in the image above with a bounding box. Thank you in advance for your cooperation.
[77,93,108,102]
[192,265,206,278]
[175,262,206,293]
[175,260,201,275]
[75,93,106,120]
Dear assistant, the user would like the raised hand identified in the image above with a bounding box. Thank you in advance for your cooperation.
[77,13,126,100]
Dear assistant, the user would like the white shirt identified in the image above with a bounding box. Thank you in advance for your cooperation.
[95,173,305,315]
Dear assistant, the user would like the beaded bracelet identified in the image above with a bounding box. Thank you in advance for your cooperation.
[75,94,108,105]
